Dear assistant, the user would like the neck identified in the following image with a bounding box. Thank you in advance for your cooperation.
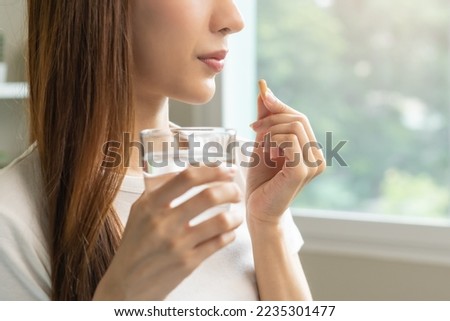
[128,90,170,176]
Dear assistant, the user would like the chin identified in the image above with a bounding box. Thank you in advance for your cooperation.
[177,78,216,105]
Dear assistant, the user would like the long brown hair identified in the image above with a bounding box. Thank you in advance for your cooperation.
[27,0,133,300]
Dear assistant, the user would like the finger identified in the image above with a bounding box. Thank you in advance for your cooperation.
[260,85,298,115]
[254,80,325,173]
[270,132,305,168]
[192,230,237,264]
[254,114,325,173]
[171,182,242,224]
[183,210,243,248]
[257,93,271,122]
[149,166,237,207]
[251,113,318,143]
[255,80,303,136]
[257,78,272,121]
[258,79,268,96]
[268,122,321,178]
[143,171,179,193]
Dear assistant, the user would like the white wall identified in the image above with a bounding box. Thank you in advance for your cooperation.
[0,1,28,166]
[0,0,27,82]
[300,251,450,300]
[295,213,450,300]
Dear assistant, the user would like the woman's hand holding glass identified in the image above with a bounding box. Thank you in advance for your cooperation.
[94,166,242,300]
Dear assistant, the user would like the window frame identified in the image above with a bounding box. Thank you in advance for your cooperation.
[222,0,450,265]
[293,209,450,265]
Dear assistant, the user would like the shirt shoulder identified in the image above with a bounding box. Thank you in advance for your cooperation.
[0,143,51,300]
[0,143,47,225]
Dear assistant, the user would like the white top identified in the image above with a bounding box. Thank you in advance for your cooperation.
[0,142,303,301]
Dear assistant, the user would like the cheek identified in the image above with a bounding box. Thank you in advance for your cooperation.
[131,1,175,74]
[130,1,217,104]
[131,25,175,92]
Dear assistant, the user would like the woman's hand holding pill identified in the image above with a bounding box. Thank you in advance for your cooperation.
[246,80,326,226]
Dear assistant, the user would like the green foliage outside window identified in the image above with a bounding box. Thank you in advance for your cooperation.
[257,0,449,217]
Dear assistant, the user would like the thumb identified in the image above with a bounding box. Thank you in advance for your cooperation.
[261,88,293,115]
[259,80,295,115]
[257,93,271,120]
[256,79,271,120]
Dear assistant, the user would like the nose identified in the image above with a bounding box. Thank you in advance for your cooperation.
[211,0,245,35]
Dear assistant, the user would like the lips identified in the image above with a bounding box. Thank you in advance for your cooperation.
[198,50,228,73]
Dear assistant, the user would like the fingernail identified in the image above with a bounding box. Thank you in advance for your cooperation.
[265,91,277,105]
[249,120,261,130]
[227,166,237,175]
[270,147,276,160]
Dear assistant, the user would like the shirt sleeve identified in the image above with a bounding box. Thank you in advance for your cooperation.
[0,208,51,300]
[0,145,52,301]
[280,207,304,253]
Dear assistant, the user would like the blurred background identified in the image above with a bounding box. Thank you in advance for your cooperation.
[256,0,450,300]
[258,0,449,219]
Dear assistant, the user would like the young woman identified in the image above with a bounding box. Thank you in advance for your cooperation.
[0,0,325,300]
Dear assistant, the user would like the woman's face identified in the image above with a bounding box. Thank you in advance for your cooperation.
[131,0,244,104]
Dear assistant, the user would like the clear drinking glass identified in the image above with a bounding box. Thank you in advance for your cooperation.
[140,127,237,225]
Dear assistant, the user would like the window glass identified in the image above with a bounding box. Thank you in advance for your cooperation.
[257,0,450,218]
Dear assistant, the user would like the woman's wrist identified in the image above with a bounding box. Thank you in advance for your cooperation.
[247,214,285,240]
[93,272,125,301]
